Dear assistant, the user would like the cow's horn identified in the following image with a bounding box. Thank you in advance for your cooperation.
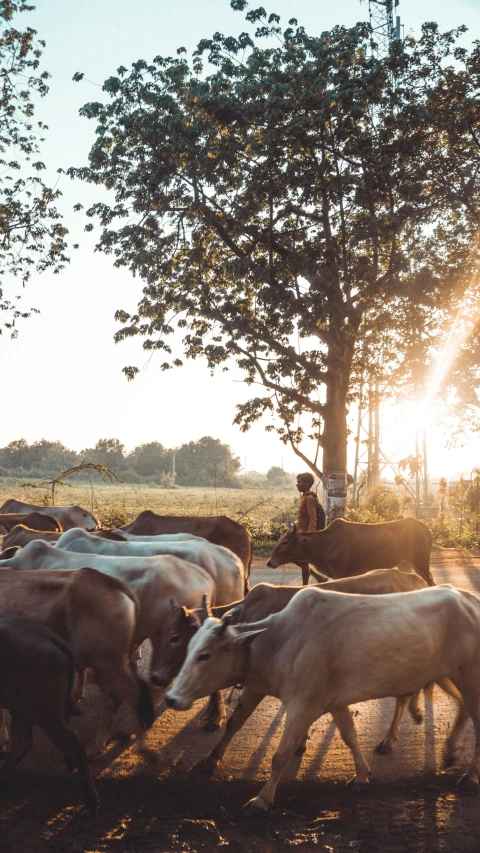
[201,594,213,619]
[225,604,242,625]
[215,612,234,636]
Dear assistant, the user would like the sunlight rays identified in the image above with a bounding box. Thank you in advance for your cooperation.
[424,227,480,409]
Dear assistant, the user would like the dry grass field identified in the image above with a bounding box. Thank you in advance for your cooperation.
[0,481,298,528]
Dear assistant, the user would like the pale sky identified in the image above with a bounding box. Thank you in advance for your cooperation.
[0,0,479,477]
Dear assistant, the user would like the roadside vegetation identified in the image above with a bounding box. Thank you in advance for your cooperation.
[1,471,478,555]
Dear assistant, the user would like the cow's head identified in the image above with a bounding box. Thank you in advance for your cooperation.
[70,506,100,532]
[150,598,204,688]
[267,524,306,568]
[165,609,265,711]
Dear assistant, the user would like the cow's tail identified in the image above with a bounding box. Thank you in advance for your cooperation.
[44,632,78,719]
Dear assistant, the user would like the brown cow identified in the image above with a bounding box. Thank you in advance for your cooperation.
[0,512,61,536]
[0,616,99,812]
[0,568,154,758]
[120,511,252,579]
[155,569,429,687]
[267,518,434,586]
[2,525,126,551]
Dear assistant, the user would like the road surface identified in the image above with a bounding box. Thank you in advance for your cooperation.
[1,549,480,853]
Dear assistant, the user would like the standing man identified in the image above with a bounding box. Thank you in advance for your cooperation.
[296,472,326,585]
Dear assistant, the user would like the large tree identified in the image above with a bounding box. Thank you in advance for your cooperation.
[0,1,68,334]
[175,435,241,487]
[70,2,480,477]
[81,438,126,472]
[129,440,169,478]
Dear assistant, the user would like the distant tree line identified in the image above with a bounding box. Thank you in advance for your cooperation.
[0,436,242,488]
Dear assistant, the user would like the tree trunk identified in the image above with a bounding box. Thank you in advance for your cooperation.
[321,358,351,522]
[322,369,349,477]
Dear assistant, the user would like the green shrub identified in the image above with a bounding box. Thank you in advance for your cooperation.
[98,507,129,529]
[427,518,480,549]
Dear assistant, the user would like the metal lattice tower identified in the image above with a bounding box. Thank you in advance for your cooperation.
[368,0,401,59]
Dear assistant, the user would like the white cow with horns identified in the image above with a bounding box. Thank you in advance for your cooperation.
[166,584,480,814]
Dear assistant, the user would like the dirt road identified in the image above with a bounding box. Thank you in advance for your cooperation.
[1,550,480,853]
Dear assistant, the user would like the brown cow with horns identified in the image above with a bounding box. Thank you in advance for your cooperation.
[267,517,434,586]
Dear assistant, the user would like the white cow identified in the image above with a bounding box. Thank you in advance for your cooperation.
[55,528,245,603]
[113,531,206,542]
[0,500,98,531]
[166,585,480,814]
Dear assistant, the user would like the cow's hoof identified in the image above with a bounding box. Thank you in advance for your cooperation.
[295,743,307,755]
[79,801,100,818]
[411,710,423,725]
[443,750,458,769]
[346,773,370,788]
[195,756,218,774]
[457,774,479,792]
[203,719,222,732]
[110,728,136,743]
[374,740,393,755]
[87,748,105,763]
[242,797,269,817]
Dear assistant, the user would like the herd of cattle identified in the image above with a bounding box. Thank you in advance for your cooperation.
[0,499,479,817]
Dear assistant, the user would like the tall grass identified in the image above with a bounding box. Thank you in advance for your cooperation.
[0,481,297,529]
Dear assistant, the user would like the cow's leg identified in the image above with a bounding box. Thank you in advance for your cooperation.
[198,688,265,773]
[407,690,424,723]
[445,697,469,767]
[88,691,124,760]
[457,686,480,789]
[0,715,32,776]
[331,706,371,784]
[88,664,153,759]
[243,705,316,814]
[0,708,10,754]
[296,562,310,586]
[295,731,309,754]
[375,695,411,755]
[203,691,226,731]
[42,719,99,813]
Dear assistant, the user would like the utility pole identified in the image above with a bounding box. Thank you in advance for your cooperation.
[368,0,401,59]
[423,429,428,505]
[373,382,380,488]
[353,379,381,499]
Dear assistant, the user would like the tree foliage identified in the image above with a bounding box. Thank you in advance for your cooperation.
[129,440,168,478]
[175,435,241,487]
[70,2,480,473]
[0,1,68,334]
[0,434,241,486]
[266,465,289,486]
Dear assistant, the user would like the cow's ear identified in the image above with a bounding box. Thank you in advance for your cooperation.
[229,627,266,647]
[0,546,20,559]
